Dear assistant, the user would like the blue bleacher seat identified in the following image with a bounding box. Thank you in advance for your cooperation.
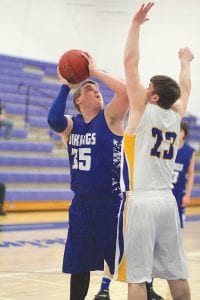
[0,171,70,183]
[195,163,200,171]
[0,128,28,139]
[0,82,19,93]
[0,92,53,107]
[0,74,42,85]
[4,103,48,117]
[0,140,53,152]
[191,189,200,198]
[189,132,200,140]
[0,155,68,167]
[49,130,62,141]
[5,188,73,201]
[194,175,200,184]
[27,116,49,128]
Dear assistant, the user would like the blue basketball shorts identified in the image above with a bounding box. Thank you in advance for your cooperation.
[62,195,121,274]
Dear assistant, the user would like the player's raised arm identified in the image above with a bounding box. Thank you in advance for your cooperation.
[124,3,154,113]
[47,68,78,144]
[172,47,194,118]
[83,52,129,124]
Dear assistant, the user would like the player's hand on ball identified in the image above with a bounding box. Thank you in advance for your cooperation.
[81,52,97,77]
[57,67,79,89]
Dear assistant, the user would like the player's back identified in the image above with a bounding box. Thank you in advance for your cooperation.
[121,103,181,191]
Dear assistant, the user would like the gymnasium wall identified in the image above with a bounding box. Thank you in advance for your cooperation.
[0,0,200,117]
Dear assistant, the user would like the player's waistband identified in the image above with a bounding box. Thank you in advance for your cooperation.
[73,191,121,201]
[127,189,172,197]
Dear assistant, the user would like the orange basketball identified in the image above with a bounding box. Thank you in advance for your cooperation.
[58,49,89,84]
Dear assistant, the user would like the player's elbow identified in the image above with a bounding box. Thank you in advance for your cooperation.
[118,83,128,97]
[47,114,68,133]
[124,55,131,67]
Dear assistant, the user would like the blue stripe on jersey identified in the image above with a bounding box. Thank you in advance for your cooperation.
[122,153,130,191]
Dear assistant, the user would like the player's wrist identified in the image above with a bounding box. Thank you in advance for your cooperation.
[61,84,70,92]
[184,194,190,198]
[89,68,100,77]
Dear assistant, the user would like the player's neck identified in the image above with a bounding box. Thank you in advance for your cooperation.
[82,110,99,123]
[179,139,185,149]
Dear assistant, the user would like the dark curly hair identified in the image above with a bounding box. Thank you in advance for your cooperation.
[150,75,181,109]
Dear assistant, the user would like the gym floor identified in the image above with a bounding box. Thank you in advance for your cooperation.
[0,208,200,300]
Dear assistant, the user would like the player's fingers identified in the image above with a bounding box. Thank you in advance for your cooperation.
[57,66,61,75]
[84,51,90,57]
[81,52,90,61]
[144,2,154,14]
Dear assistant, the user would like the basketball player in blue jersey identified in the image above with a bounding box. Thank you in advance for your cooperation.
[172,121,195,228]
[47,53,129,300]
[114,2,194,300]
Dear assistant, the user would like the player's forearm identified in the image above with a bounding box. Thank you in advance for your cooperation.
[179,61,191,93]
[91,69,126,96]
[185,172,195,198]
[47,85,69,132]
[179,61,192,111]
[124,22,140,69]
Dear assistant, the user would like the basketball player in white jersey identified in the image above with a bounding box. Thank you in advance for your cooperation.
[114,2,194,300]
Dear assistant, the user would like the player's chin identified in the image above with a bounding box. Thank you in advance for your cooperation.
[98,96,104,103]
[99,103,104,110]
[95,102,103,111]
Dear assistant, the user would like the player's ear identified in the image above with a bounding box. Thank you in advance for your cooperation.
[149,94,159,104]
[76,96,82,105]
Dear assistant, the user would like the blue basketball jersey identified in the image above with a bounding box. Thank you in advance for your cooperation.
[172,143,195,206]
[67,110,122,199]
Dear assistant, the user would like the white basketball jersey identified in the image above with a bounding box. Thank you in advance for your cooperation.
[120,103,181,191]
